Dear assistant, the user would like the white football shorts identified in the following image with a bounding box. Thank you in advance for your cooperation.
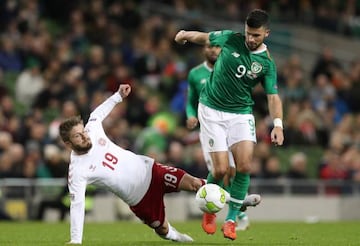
[198,103,257,154]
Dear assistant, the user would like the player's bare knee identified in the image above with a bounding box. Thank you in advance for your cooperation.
[213,167,227,180]
[237,163,252,173]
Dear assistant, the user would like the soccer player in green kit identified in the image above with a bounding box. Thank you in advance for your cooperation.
[176,9,284,240]
[186,44,253,231]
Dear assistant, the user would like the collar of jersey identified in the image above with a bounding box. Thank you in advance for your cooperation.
[203,61,213,72]
[245,42,267,54]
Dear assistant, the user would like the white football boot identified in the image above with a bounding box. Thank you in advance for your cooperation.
[240,194,261,212]
[171,226,194,242]
[174,233,194,242]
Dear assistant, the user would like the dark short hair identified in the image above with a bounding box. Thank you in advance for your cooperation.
[59,116,83,142]
[246,9,269,29]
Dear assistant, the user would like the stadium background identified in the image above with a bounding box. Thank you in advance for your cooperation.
[0,0,360,222]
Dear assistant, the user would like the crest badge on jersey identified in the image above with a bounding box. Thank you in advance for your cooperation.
[98,138,106,146]
[251,62,262,74]
[209,138,214,147]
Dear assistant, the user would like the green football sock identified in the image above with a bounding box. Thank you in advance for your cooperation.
[206,172,216,183]
[206,172,224,187]
[223,176,234,193]
[223,183,231,193]
[225,172,250,222]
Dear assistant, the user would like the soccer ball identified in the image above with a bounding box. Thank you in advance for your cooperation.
[195,183,229,214]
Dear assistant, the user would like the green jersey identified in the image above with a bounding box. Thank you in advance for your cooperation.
[186,62,213,118]
[199,30,278,114]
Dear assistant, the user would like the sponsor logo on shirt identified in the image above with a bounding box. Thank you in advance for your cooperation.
[200,78,207,84]
[232,52,240,58]
[246,70,258,79]
[89,118,97,122]
[89,164,96,171]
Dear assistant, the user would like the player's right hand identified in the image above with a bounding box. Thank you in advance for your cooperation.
[186,117,198,129]
[175,30,187,44]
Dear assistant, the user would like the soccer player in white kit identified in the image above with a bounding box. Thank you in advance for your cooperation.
[59,84,205,244]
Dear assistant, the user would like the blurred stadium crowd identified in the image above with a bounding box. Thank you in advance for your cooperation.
[163,0,360,37]
[0,0,360,195]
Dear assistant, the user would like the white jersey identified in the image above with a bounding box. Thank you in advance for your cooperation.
[68,93,154,243]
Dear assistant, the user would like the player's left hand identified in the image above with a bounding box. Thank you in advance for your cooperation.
[118,84,131,98]
[271,127,284,146]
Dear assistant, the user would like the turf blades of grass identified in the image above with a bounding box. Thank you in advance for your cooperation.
[0,221,359,245]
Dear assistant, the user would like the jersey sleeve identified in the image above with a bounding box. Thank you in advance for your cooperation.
[209,30,234,47]
[68,171,87,244]
[87,92,123,124]
[262,60,278,94]
[186,69,199,118]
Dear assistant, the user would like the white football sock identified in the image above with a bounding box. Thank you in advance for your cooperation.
[157,223,193,242]
[157,223,178,241]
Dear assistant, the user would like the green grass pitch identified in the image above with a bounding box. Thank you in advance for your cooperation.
[0,220,359,245]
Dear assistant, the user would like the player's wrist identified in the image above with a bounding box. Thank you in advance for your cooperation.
[273,118,283,129]
[112,92,122,103]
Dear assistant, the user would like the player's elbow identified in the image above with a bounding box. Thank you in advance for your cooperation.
[267,94,282,105]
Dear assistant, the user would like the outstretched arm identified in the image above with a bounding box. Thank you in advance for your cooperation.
[175,30,209,45]
[89,84,131,122]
